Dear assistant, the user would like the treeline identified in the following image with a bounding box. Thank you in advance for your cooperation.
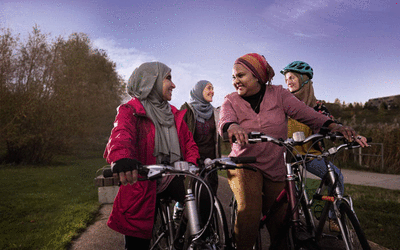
[0,26,124,164]
[325,99,400,174]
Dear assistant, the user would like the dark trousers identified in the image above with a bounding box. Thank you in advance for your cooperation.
[124,235,150,250]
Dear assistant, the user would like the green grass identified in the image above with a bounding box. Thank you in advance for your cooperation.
[304,178,400,250]
[1,156,399,250]
[0,154,107,250]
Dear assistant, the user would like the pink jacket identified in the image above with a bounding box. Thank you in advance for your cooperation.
[218,85,329,181]
[104,98,199,239]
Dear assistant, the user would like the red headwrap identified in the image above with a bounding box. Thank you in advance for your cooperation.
[234,53,275,84]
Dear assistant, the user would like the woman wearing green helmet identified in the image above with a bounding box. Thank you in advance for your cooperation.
[281,60,367,231]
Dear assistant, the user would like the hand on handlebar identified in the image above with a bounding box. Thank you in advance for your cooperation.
[355,135,369,148]
[111,158,142,185]
[227,123,248,145]
[328,123,369,147]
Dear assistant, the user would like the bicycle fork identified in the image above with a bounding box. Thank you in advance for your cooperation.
[312,163,358,250]
[185,188,202,236]
[286,161,300,224]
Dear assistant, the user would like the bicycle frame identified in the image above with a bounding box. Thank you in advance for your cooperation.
[261,152,302,224]
[258,151,312,248]
[295,139,371,250]
[309,160,359,250]
[142,162,224,249]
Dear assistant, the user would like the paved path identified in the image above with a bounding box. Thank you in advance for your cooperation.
[69,169,399,250]
[308,168,400,190]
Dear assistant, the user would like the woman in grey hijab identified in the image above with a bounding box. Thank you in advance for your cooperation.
[104,62,199,250]
[179,80,221,229]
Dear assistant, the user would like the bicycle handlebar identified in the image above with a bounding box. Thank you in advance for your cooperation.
[102,161,200,180]
[226,131,371,148]
[203,156,258,172]
[135,161,201,180]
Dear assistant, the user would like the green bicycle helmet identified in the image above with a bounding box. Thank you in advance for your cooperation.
[280,61,313,79]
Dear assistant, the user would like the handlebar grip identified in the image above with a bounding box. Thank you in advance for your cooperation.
[103,168,113,178]
[347,137,372,148]
[231,156,257,164]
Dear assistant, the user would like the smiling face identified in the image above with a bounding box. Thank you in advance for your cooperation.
[162,72,175,101]
[202,83,214,103]
[232,64,261,97]
[284,72,301,93]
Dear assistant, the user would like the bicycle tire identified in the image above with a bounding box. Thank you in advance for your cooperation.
[253,227,262,250]
[299,195,314,235]
[202,198,230,250]
[150,201,173,250]
[229,196,262,250]
[338,202,371,250]
[295,176,314,237]
[229,196,237,246]
[287,192,320,250]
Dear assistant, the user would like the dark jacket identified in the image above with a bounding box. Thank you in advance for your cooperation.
[180,102,221,159]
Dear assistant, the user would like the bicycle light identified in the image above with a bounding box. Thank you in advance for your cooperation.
[174,161,189,171]
[328,147,338,155]
[293,131,305,142]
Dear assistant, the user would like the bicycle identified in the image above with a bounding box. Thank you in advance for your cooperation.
[223,131,319,249]
[135,161,229,250]
[238,131,371,250]
[288,132,372,250]
[201,156,260,249]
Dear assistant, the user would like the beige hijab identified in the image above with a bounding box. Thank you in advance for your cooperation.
[290,72,317,108]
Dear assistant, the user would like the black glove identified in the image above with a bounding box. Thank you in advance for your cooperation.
[111,158,142,174]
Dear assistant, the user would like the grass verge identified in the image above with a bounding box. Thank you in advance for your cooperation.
[304,178,399,250]
[0,154,107,250]
[1,160,398,249]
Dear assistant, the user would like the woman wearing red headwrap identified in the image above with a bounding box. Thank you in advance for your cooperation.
[219,53,367,249]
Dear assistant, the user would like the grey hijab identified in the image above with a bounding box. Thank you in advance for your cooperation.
[127,62,181,164]
[189,80,214,123]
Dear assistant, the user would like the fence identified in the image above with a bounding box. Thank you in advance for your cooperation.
[352,143,384,171]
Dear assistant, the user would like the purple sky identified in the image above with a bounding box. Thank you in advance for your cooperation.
[1,0,399,108]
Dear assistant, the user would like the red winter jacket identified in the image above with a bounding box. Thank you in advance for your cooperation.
[103,98,199,239]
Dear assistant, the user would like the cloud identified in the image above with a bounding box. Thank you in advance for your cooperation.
[92,38,230,107]
[93,38,157,80]
[167,62,228,108]
[261,0,390,38]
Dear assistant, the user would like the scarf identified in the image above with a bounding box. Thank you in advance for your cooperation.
[189,80,214,123]
[290,72,317,108]
[127,62,181,164]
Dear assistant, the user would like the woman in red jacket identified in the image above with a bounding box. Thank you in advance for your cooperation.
[104,62,199,249]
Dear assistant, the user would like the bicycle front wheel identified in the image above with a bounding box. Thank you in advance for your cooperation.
[203,198,230,249]
[338,202,371,250]
[150,201,173,250]
[230,196,262,250]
